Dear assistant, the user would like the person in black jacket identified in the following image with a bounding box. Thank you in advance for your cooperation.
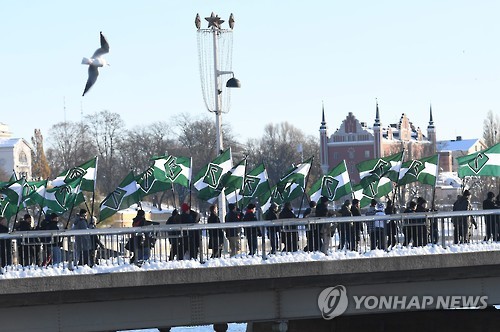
[243,203,259,255]
[0,217,12,267]
[414,197,429,247]
[207,205,224,258]
[385,199,398,248]
[178,203,194,260]
[45,213,62,266]
[483,192,498,241]
[265,203,280,254]
[130,209,159,264]
[338,200,352,250]
[225,203,241,257]
[279,202,297,252]
[16,214,37,266]
[166,209,181,260]
[350,199,363,251]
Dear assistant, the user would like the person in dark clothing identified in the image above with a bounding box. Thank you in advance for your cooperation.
[225,203,241,257]
[414,197,429,247]
[0,217,12,267]
[350,199,363,251]
[453,190,476,244]
[45,213,62,266]
[87,216,103,267]
[338,200,352,250]
[384,200,398,248]
[16,214,38,266]
[243,203,259,255]
[279,202,298,252]
[303,201,318,252]
[315,196,330,253]
[189,207,201,259]
[403,201,417,247]
[483,192,499,241]
[178,203,194,260]
[73,209,92,267]
[130,209,159,264]
[207,205,224,258]
[166,209,181,260]
[264,203,280,254]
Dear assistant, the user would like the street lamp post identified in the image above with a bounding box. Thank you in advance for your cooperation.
[196,12,240,219]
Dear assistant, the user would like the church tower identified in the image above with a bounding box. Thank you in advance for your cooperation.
[319,103,329,174]
[427,104,437,155]
[373,101,382,158]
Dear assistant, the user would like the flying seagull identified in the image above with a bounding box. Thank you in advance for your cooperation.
[81,31,110,96]
[195,13,201,30]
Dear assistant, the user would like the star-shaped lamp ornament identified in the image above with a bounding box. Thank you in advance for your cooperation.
[205,12,225,29]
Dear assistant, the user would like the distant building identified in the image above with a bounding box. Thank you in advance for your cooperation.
[436,136,487,172]
[0,123,33,179]
[319,103,436,182]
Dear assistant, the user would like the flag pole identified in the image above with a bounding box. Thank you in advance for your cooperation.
[90,156,98,222]
[430,154,440,211]
[296,156,314,218]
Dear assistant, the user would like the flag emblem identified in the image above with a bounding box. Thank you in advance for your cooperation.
[65,167,87,182]
[370,159,390,179]
[102,188,127,210]
[242,175,259,197]
[54,185,72,208]
[406,160,424,180]
[203,163,224,189]
[164,156,182,181]
[139,168,155,194]
[467,153,489,174]
[322,176,339,201]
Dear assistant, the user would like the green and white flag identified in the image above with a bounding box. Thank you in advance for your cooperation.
[136,166,172,199]
[33,178,83,214]
[223,158,247,204]
[356,151,404,186]
[239,163,271,208]
[457,142,500,178]
[277,157,313,191]
[0,178,25,220]
[352,183,376,209]
[152,155,192,188]
[22,180,48,207]
[193,148,232,203]
[259,182,303,212]
[51,157,97,192]
[398,154,439,186]
[308,160,352,203]
[99,171,141,222]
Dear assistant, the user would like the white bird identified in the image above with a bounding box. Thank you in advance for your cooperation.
[82,31,110,96]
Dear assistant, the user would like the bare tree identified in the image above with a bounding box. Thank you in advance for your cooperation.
[46,121,97,178]
[31,129,51,180]
[84,110,125,193]
[483,110,500,147]
[244,122,320,189]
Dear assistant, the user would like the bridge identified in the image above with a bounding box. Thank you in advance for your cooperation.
[0,209,499,331]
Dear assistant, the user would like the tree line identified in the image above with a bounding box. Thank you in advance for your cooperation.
[28,110,320,210]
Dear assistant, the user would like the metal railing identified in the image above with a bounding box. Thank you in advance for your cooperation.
[0,209,498,273]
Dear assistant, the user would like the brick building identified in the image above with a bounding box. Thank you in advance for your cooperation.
[319,103,436,182]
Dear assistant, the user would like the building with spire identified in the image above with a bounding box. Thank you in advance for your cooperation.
[319,103,436,182]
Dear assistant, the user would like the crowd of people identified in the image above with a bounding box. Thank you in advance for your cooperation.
[157,190,500,260]
[0,190,498,268]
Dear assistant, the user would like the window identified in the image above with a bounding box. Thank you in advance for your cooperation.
[18,151,27,164]
[348,148,355,159]
[365,150,370,158]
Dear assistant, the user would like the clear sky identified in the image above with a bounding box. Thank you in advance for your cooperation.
[1,1,498,147]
